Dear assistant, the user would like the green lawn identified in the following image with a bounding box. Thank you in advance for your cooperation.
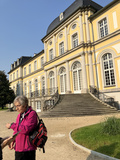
[0,107,8,111]
[71,119,120,159]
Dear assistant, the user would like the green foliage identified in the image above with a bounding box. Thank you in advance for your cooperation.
[0,70,15,108]
[101,117,120,135]
[71,117,120,159]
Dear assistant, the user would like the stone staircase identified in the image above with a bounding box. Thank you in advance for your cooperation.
[40,93,118,118]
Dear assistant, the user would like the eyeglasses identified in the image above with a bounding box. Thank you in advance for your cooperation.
[15,105,22,108]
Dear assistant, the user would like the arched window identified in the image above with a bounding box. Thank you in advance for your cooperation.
[42,77,45,95]
[102,53,115,86]
[35,79,38,96]
[35,79,38,91]
[49,71,55,94]
[59,67,66,94]
[16,83,20,96]
[72,61,82,93]
[29,81,32,97]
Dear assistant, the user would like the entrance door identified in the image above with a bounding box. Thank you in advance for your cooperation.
[72,61,82,93]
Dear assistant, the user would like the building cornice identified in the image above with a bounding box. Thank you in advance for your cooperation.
[89,0,120,21]
[93,29,120,46]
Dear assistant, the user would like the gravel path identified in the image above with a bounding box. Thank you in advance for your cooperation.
[0,110,120,160]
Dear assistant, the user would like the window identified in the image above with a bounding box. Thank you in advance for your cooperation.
[59,34,63,39]
[24,67,26,76]
[29,64,31,74]
[72,24,76,30]
[59,12,63,21]
[102,53,115,86]
[36,101,41,112]
[13,72,15,80]
[49,71,55,94]
[16,70,18,79]
[72,33,78,48]
[42,77,45,95]
[41,57,44,67]
[49,41,52,45]
[29,81,32,97]
[49,49,53,60]
[59,67,66,94]
[99,18,108,38]
[10,74,12,81]
[59,42,64,55]
[24,83,27,97]
[72,61,82,93]
[35,79,38,96]
[34,61,37,71]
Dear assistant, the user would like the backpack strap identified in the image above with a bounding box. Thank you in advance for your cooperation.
[43,147,45,153]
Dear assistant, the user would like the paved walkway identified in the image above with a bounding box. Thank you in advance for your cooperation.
[0,110,120,160]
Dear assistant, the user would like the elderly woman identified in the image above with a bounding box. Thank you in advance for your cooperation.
[6,95,38,160]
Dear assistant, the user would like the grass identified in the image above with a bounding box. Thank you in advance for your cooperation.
[71,117,120,159]
[0,107,8,111]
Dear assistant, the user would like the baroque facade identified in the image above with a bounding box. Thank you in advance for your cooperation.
[8,0,120,112]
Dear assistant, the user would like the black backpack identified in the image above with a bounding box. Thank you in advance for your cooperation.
[29,113,47,153]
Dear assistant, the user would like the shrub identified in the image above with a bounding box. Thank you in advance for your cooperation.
[101,117,120,135]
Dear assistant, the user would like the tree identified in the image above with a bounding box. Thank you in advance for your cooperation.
[0,71,15,108]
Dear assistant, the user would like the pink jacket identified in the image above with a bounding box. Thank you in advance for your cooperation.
[10,106,38,152]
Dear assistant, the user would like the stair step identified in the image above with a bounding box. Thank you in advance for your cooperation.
[40,93,118,118]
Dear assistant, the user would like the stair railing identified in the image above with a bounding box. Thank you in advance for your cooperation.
[89,85,119,110]
[43,88,60,111]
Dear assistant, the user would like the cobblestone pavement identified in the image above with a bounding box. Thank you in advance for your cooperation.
[0,110,120,160]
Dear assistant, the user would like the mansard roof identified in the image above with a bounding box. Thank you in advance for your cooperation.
[45,0,102,36]
[8,50,44,74]
[8,56,32,74]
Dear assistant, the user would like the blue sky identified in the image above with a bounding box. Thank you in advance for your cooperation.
[0,0,112,77]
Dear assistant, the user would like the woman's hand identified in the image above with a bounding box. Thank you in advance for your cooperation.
[6,123,11,129]
[1,137,14,149]
[8,141,15,150]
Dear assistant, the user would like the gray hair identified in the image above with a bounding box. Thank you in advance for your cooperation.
[14,95,28,107]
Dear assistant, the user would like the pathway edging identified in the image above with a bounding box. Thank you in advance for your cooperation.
[69,130,119,160]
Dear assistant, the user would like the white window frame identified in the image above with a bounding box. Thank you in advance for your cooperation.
[35,79,38,96]
[13,72,15,80]
[102,53,115,87]
[72,61,82,93]
[24,67,26,76]
[59,67,66,94]
[41,56,44,67]
[29,64,31,74]
[16,70,18,79]
[72,33,78,48]
[59,41,64,55]
[97,16,109,39]
[29,81,32,97]
[49,49,53,61]
[35,79,38,91]
[24,83,27,97]
[49,71,55,95]
[42,77,45,95]
[34,61,37,71]
[10,74,12,81]
[36,101,41,112]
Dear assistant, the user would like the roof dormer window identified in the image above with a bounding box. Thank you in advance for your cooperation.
[59,12,64,21]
